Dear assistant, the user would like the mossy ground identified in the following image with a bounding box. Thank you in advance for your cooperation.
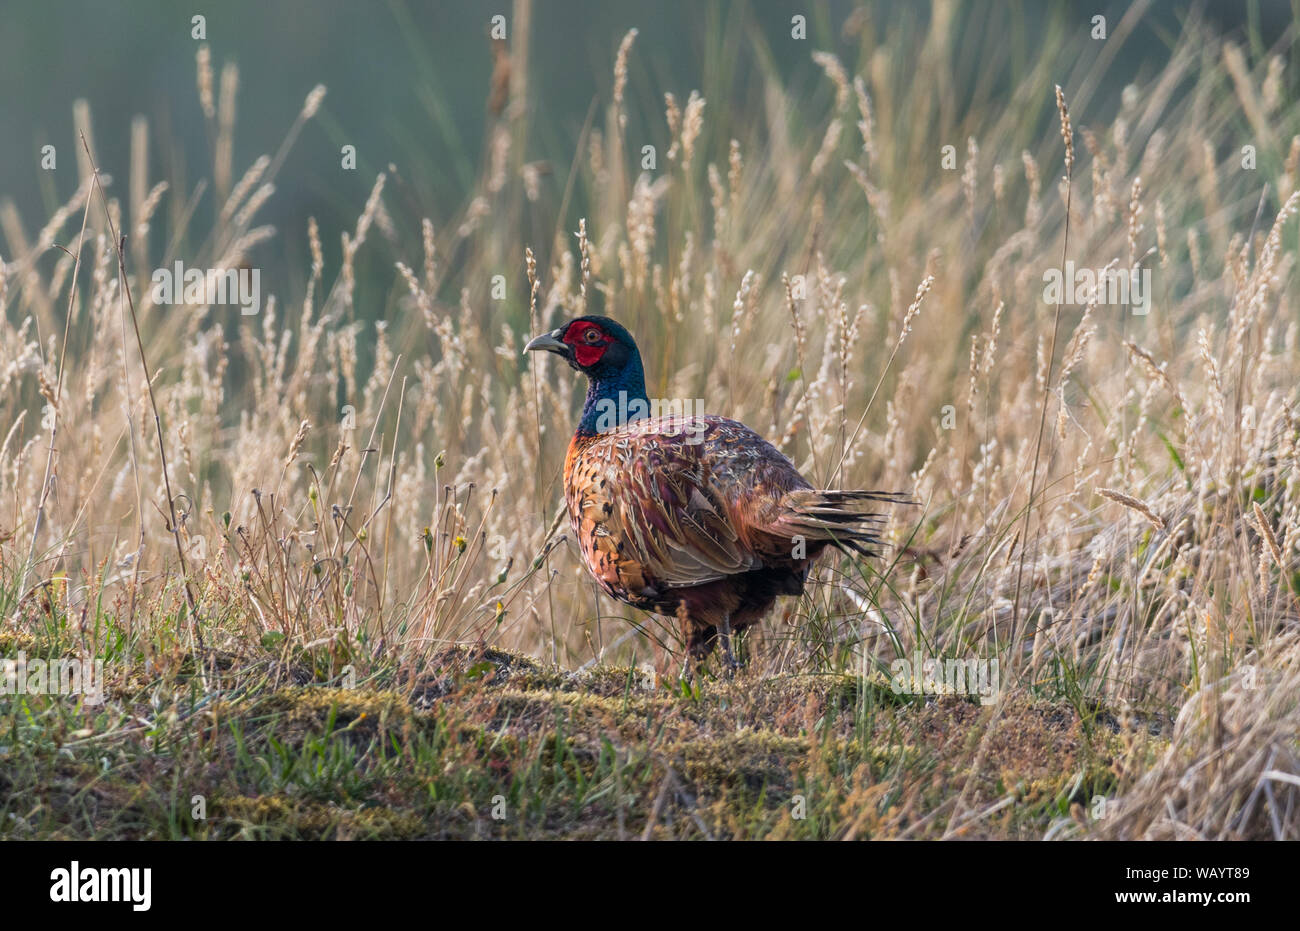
[0,634,1164,840]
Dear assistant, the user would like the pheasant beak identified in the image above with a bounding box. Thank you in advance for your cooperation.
[523,328,568,357]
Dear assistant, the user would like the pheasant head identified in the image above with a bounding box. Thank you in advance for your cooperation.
[525,315,649,436]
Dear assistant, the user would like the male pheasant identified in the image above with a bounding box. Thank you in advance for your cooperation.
[526,315,903,670]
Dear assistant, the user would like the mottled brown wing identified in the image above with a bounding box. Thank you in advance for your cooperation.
[567,416,801,599]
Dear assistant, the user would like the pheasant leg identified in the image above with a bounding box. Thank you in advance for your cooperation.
[719,613,738,677]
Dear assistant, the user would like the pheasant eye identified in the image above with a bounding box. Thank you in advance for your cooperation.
[583,328,603,344]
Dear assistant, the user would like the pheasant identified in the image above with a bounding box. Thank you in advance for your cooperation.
[525,315,903,670]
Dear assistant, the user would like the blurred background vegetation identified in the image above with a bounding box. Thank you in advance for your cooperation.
[2,0,1291,333]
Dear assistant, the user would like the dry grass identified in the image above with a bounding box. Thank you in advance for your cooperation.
[2,3,1299,838]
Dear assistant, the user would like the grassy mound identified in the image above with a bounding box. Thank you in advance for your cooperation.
[2,637,1164,840]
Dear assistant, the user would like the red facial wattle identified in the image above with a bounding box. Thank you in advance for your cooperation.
[565,323,611,367]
